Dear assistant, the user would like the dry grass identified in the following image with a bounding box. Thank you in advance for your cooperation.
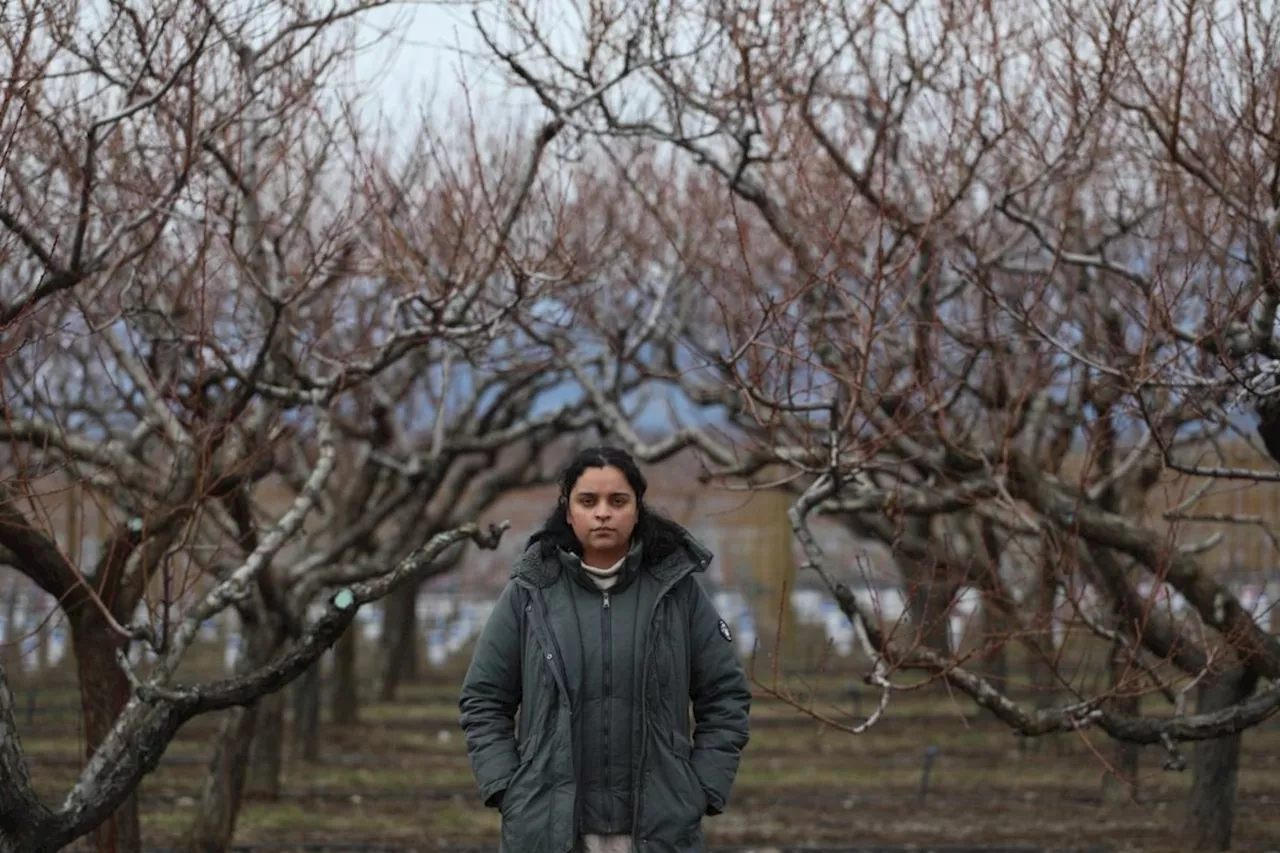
[12,660,1280,852]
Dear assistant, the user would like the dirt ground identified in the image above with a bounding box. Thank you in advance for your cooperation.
[18,667,1280,852]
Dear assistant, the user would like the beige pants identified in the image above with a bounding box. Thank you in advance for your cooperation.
[580,834,632,853]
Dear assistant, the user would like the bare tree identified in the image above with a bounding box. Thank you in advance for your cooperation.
[0,1,635,851]
[481,0,1280,848]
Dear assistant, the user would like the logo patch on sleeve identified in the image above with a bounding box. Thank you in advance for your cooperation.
[717,619,733,642]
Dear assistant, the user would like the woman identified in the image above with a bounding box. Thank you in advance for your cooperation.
[459,445,752,853]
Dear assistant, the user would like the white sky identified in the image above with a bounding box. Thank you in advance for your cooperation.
[347,3,543,133]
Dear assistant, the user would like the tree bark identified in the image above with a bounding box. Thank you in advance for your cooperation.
[330,623,359,725]
[182,705,259,853]
[1028,553,1061,705]
[972,561,1013,687]
[896,515,957,661]
[978,595,1009,686]
[902,560,955,657]
[1,585,19,675]
[1018,553,1065,756]
[378,583,418,701]
[245,689,284,800]
[1101,638,1141,805]
[1184,669,1257,851]
[71,612,140,853]
[183,614,282,853]
[292,661,321,763]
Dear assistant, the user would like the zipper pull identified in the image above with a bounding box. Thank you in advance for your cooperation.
[603,591,610,609]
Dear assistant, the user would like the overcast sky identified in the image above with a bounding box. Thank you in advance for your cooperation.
[347,3,541,132]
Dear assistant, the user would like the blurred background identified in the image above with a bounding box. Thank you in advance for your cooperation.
[6,0,1280,850]
[6,447,1279,851]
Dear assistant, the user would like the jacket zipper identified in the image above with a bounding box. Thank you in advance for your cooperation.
[601,589,612,829]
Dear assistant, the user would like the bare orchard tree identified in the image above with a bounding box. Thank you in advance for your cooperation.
[483,0,1280,848]
[182,99,622,846]
[0,1,621,851]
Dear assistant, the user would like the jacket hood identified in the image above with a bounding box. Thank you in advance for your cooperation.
[512,522,713,589]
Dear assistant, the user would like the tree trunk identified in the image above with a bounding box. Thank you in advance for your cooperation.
[183,705,260,853]
[71,612,140,853]
[330,623,359,725]
[183,615,281,853]
[1101,638,1141,805]
[1,584,19,674]
[1020,556,1064,756]
[1184,669,1256,851]
[378,584,418,701]
[293,661,322,763]
[246,688,284,800]
[1027,554,1061,707]
[975,574,1011,686]
[901,559,955,657]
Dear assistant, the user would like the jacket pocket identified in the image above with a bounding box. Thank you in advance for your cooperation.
[650,728,704,831]
[672,732,707,815]
[515,730,540,764]
[499,750,551,853]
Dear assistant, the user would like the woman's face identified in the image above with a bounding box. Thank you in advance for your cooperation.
[566,464,638,561]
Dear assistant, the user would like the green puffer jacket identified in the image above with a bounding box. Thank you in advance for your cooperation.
[458,531,752,853]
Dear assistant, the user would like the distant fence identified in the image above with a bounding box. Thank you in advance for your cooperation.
[2,568,1276,679]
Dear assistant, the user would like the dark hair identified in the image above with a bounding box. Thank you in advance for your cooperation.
[527,445,687,562]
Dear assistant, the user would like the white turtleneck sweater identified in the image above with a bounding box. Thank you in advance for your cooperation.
[579,555,633,853]
[581,554,625,590]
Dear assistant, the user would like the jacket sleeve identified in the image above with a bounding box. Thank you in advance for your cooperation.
[458,579,524,808]
[686,576,751,816]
